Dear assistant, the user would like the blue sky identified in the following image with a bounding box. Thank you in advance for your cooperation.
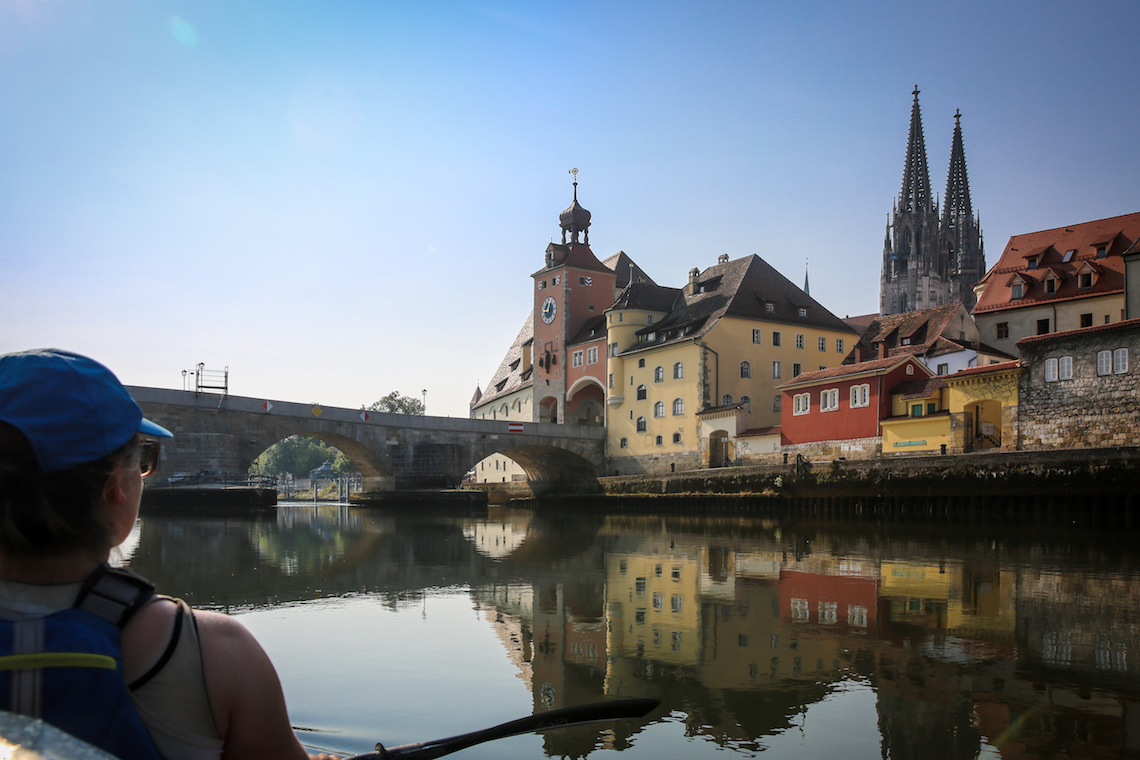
[3,1,1137,417]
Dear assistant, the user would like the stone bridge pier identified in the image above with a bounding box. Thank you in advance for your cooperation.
[128,388,606,495]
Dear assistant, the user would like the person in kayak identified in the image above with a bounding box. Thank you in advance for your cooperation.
[0,348,336,760]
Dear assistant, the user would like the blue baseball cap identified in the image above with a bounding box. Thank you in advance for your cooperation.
[0,349,172,474]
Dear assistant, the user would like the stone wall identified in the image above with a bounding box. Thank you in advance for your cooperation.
[1017,322,1140,450]
[780,436,882,461]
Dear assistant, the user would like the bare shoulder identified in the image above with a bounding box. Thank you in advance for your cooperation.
[121,596,179,683]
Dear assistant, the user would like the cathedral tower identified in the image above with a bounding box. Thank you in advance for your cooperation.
[881,88,984,315]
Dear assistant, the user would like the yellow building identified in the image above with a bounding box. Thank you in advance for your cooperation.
[606,254,856,473]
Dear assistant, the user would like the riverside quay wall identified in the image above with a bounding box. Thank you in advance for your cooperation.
[596,446,1140,504]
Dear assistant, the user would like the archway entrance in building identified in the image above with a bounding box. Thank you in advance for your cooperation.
[537,396,559,424]
[708,431,734,467]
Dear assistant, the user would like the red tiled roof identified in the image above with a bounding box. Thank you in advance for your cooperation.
[974,212,1140,314]
[892,376,947,400]
[777,354,928,388]
[1016,317,1140,347]
[947,360,1021,378]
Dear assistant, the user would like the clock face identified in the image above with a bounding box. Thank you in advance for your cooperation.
[541,296,557,324]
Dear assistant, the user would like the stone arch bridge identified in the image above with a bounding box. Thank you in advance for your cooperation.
[128,387,606,496]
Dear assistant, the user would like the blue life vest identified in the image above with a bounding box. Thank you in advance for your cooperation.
[0,565,167,760]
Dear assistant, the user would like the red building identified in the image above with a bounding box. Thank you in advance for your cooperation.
[777,355,933,444]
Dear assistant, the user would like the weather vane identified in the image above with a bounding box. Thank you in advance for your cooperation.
[569,167,578,182]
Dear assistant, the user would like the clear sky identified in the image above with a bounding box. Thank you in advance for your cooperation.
[3,1,1137,417]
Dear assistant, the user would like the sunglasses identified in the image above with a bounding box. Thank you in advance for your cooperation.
[138,439,160,478]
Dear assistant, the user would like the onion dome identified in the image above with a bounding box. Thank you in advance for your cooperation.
[559,169,591,244]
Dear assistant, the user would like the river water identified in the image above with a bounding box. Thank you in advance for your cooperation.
[121,499,1140,760]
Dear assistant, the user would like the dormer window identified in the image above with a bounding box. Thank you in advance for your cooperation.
[797,307,807,317]
[766,303,775,313]
[1079,273,1093,289]
[1010,282,1024,300]
[1096,245,1108,259]
[1044,277,1058,294]
[1026,257,1038,269]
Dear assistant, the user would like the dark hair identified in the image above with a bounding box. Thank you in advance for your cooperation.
[0,423,138,555]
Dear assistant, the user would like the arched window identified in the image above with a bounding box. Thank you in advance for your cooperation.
[672,432,682,444]
[740,360,751,378]
[636,384,647,400]
[673,362,684,379]
[654,401,665,418]
[655,435,663,446]
[672,397,684,415]
[722,393,733,405]
[638,358,646,368]
[619,437,628,449]
[740,395,751,411]
[636,416,647,432]
[654,366,664,382]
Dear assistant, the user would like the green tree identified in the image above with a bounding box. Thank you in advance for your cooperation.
[366,392,425,415]
[251,435,356,478]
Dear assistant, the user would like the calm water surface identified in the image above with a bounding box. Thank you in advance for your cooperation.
[122,500,1140,760]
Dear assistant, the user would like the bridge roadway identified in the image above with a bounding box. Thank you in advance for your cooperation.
[127,387,606,495]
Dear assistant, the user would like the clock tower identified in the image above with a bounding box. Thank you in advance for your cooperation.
[531,170,616,424]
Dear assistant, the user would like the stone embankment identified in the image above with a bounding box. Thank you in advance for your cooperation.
[597,446,1140,502]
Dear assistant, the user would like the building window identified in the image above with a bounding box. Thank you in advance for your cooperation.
[636,417,646,432]
[1096,245,1108,258]
[722,393,734,405]
[1010,282,1024,300]
[609,342,618,357]
[798,308,807,317]
[836,338,845,353]
[620,437,628,448]
[1044,278,1057,294]
[587,346,598,364]
[572,350,584,367]
[911,403,924,417]
[647,315,654,325]
[996,323,1009,340]
[1059,356,1073,380]
[1036,319,1050,335]
[1045,357,1058,382]
[792,363,801,377]
[654,365,664,382]
[773,395,782,412]
[672,432,682,444]
[752,329,762,344]
[1079,272,1093,289]
[655,435,663,446]
[740,395,751,411]
[579,276,590,285]
[638,358,646,368]
[1098,350,1112,376]
[654,401,665,418]
[850,384,869,408]
[772,361,781,378]
[740,360,751,378]
[772,332,782,347]
[793,393,811,415]
[608,373,614,389]
[1081,313,1093,328]
[1114,348,1129,374]
[673,362,684,379]
[820,389,839,411]
[818,337,826,351]
[1027,257,1039,270]
[636,384,647,400]
[937,363,949,375]
[672,398,684,415]
[796,334,805,349]
[766,303,775,313]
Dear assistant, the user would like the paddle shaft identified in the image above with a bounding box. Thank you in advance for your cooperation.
[346,698,659,760]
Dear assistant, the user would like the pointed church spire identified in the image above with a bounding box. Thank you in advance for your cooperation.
[803,258,810,296]
[899,86,933,213]
[942,109,973,223]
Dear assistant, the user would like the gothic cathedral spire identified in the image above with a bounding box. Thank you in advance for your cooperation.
[881,88,984,316]
[941,110,985,311]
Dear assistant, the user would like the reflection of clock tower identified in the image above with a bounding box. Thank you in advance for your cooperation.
[531,171,616,424]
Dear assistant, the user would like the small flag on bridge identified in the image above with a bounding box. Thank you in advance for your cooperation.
[360,411,370,422]
[507,421,524,433]
[262,401,273,412]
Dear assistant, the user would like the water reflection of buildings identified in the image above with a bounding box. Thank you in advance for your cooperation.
[465,517,1140,759]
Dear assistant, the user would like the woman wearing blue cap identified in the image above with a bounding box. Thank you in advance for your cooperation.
[0,349,334,760]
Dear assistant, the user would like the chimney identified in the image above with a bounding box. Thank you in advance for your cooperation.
[855,344,865,363]
[878,341,888,359]
[686,267,699,296]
